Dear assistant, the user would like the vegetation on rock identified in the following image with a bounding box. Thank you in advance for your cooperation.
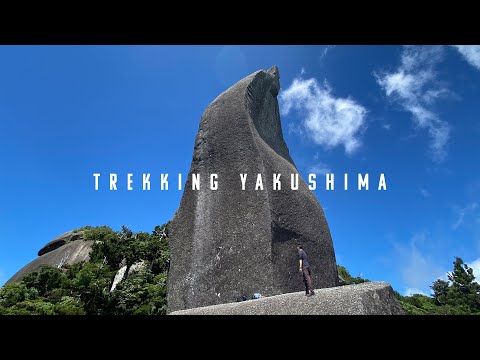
[337,265,369,285]
[0,224,169,315]
[395,257,480,315]
[2,224,480,315]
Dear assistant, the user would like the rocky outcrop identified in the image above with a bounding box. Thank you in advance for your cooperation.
[37,230,84,256]
[170,282,404,315]
[167,66,338,313]
[5,230,93,285]
[110,265,128,292]
[128,261,146,276]
[109,260,147,292]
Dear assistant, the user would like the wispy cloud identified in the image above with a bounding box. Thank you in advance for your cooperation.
[452,202,479,230]
[468,258,480,284]
[453,45,480,70]
[382,123,391,131]
[405,288,427,296]
[393,231,480,296]
[420,188,430,198]
[375,46,451,161]
[308,162,331,176]
[393,232,444,296]
[320,45,335,61]
[280,75,367,154]
[440,258,480,285]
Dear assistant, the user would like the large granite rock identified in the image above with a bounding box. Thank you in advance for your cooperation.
[5,230,93,285]
[38,230,84,256]
[110,265,128,292]
[168,66,338,312]
[170,282,404,315]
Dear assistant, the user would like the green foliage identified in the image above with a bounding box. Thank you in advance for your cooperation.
[397,257,480,315]
[0,282,38,308]
[337,265,369,285]
[431,279,449,305]
[0,223,170,315]
[445,257,480,311]
[55,296,86,315]
[6,224,478,316]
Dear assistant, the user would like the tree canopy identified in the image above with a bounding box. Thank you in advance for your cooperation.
[0,224,170,315]
[2,225,479,315]
[396,257,480,315]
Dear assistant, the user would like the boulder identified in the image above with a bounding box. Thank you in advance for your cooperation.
[38,230,84,256]
[170,282,404,315]
[5,231,93,285]
[110,265,128,292]
[167,66,338,312]
[128,261,146,276]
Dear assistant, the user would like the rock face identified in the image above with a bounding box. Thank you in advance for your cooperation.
[38,230,84,256]
[5,230,93,285]
[170,282,404,315]
[167,66,338,313]
[110,265,128,292]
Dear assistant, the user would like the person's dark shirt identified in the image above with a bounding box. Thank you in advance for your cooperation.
[298,249,309,268]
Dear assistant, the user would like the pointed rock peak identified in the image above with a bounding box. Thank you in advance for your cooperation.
[167,65,338,313]
[266,65,280,95]
[267,65,279,79]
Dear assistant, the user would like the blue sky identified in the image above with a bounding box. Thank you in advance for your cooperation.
[1,45,479,296]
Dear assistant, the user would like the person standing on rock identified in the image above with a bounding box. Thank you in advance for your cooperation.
[297,244,315,296]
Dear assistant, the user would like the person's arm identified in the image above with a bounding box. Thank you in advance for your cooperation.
[299,259,303,272]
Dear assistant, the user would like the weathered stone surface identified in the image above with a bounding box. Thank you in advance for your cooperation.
[128,261,146,276]
[38,230,84,256]
[170,282,404,315]
[168,66,338,313]
[110,265,128,292]
[6,238,93,284]
[109,261,146,292]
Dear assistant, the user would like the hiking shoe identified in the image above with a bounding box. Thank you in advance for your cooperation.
[307,290,315,297]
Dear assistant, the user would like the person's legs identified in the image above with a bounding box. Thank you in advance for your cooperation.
[303,267,315,295]
[302,269,309,295]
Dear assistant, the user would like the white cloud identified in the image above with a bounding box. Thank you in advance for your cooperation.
[440,258,480,285]
[375,46,451,161]
[320,45,335,61]
[308,162,331,176]
[453,45,480,70]
[382,123,391,131]
[404,288,427,296]
[393,232,444,296]
[420,188,430,198]
[280,76,367,154]
[452,202,479,229]
[468,258,480,284]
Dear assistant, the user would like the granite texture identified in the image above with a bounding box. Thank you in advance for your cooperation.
[167,66,338,312]
[110,265,128,292]
[38,230,84,256]
[5,232,93,285]
[170,282,404,315]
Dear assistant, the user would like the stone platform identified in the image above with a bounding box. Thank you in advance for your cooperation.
[170,281,404,315]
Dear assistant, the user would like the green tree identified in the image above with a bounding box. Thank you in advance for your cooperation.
[399,257,480,314]
[54,296,86,315]
[446,257,480,311]
[431,279,449,305]
[0,282,38,308]
[22,265,69,299]
[0,222,172,315]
